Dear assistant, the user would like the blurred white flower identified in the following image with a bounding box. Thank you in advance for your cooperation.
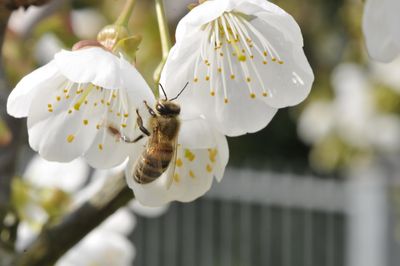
[129,200,168,218]
[7,47,154,168]
[8,6,44,36]
[363,0,400,62]
[71,9,107,40]
[57,230,135,266]
[34,33,64,65]
[297,101,335,145]
[299,63,400,153]
[161,0,314,136]
[370,57,400,92]
[24,156,89,193]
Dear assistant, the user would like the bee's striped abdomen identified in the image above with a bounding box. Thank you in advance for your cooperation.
[134,142,174,184]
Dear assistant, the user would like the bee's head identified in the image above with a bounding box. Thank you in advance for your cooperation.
[156,100,180,117]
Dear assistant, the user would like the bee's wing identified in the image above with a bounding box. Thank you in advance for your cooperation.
[165,138,178,190]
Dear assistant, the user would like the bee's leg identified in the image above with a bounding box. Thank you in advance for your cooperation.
[108,125,145,143]
[121,134,145,143]
[136,109,151,136]
[143,100,157,117]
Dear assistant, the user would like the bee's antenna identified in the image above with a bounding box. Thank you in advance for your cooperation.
[159,83,168,100]
[170,82,189,101]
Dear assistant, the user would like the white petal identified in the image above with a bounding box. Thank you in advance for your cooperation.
[129,200,169,218]
[99,208,136,235]
[7,61,60,118]
[249,17,314,108]
[119,57,156,107]
[24,156,89,193]
[126,131,228,206]
[57,231,135,266]
[83,127,136,169]
[27,85,101,162]
[363,0,400,62]
[54,47,124,90]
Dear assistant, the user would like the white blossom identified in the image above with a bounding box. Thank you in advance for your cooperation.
[363,0,400,62]
[7,47,154,168]
[161,0,314,136]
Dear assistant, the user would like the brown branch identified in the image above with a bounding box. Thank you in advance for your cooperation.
[14,174,135,266]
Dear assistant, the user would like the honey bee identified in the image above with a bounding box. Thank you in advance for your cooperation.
[108,83,188,185]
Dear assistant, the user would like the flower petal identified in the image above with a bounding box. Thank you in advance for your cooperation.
[363,0,400,62]
[7,61,60,118]
[125,131,228,206]
[54,47,124,90]
[27,82,103,162]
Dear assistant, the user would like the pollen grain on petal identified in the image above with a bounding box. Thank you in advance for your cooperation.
[184,149,196,162]
[189,170,196,179]
[67,134,75,143]
[176,158,183,167]
[174,173,180,183]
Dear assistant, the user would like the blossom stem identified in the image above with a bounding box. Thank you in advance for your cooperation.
[115,0,137,27]
[153,0,172,92]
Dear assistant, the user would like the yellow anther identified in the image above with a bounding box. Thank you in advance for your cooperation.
[230,74,235,80]
[67,135,75,143]
[262,92,268,97]
[124,113,129,118]
[205,76,210,81]
[63,89,68,93]
[68,110,72,114]
[218,68,222,73]
[278,60,284,65]
[112,93,117,98]
[176,158,183,167]
[263,51,268,56]
[106,102,111,106]
[174,173,180,183]
[208,149,218,163]
[84,100,88,105]
[184,149,196,162]
[101,99,105,104]
[48,108,53,113]
[56,96,61,101]
[206,164,213,173]
[83,120,88,125]
[210,91,215,96]
[272,58,277,62]
[117,113,121,117]
[189,170,196,178]
[194,77,199,83]
[224,98,229,104]
[250,93,256,99]
[121,124,127,128]
[96,124,101,130]
[246,77,251,82]
[98,144,103,151]
[74,103,81,111]
[263,61,268,65]
[220,52,224,57]
[48,104,52,108]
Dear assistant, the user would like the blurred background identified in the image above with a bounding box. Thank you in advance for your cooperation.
[1,0,400,265]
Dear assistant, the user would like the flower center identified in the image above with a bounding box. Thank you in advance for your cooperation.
[194,12,284,103]
[48,81,131,150]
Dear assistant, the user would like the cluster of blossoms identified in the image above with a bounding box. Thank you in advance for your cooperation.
[298,62,400,173]
[7,0,314,206]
